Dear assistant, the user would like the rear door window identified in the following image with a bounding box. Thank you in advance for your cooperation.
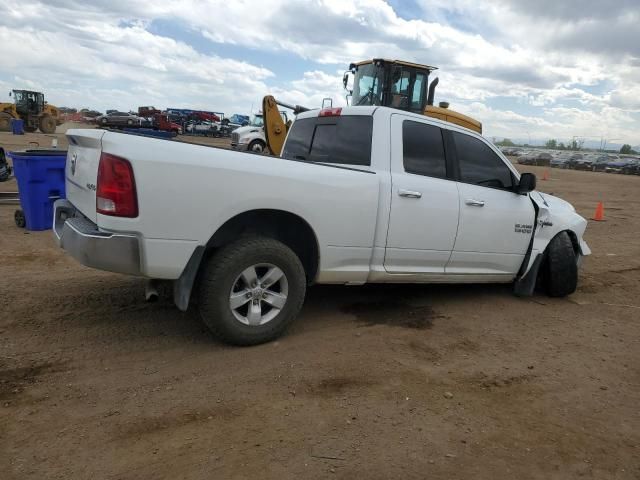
[452,131,514,190]
[402,120,447,178]
[282,116,373,166]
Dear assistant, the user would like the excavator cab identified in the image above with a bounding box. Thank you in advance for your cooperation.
[345,59,482,133]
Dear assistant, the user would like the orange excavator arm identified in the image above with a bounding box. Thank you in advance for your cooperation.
[262,95,309,156]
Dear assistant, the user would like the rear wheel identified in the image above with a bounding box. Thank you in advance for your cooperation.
[198,236,306,346]
[39,115,56,134]
[0,113,12,132]
[544,232,578,297]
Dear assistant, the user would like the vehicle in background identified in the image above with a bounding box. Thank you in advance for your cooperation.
[565,153,584,169]
[572,154,596,171]
[138,106,161,117]
[0,89,62,133]
[186,120,219,135]
[517,152,552,166]
[501,147,523,156]
[226,114,249,127]
[54,106,590,346]
[605,157,633,173]
[591,154,614,172]
[149,114,182,135]
[96,111,143,127]
[621,158,640,175]
[550,154,570,168]
[166,108,221,123]
[231,112,290,153]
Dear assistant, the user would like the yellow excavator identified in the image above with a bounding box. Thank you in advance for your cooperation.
[0,90,61,134]
[263,58,481,155]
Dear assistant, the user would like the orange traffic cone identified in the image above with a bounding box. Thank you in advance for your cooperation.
[542,170,549,181]
[592,202,605,221]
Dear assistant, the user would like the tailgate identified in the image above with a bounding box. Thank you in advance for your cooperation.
[65,129,105,223]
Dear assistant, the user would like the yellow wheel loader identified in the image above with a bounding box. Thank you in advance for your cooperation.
[263,58,482,156]
[0,90,61,134]
[344,58,481,133]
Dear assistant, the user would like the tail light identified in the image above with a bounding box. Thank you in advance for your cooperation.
[96,152,138,217]
[319,107,342,117]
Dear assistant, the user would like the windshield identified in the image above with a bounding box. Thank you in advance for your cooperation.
[250,115,264,127]
[351,63,384,106]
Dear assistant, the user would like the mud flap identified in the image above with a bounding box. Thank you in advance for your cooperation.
[513,253,543,297]
[173,246,205,311]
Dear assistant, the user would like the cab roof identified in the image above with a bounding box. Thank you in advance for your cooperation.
[351,59,438,72]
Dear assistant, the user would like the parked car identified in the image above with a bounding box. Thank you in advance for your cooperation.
[54,106,590,345]
[500,147,523,156]
[605,158,631,173]
[186,120,221,136]
[572,154,597,171]
[226,114,250,127]
[621,158,640,175]
[96,111,143,127]
[591,154,618,172]
[517,152,552,166]
[565,153,584,169]
[550,154,569,168]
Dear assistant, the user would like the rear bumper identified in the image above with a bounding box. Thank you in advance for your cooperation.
[53,199,141,275]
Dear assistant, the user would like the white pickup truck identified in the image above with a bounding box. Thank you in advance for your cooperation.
[54,106,590,345]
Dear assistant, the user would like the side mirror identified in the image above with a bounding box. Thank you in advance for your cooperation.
[516,172,536,194]
[343,72,349,90]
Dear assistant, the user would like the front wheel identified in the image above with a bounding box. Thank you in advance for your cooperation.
[248,139,266,153]
[39,115,57,134]
[544,232,578,297]
[198,237,306,345]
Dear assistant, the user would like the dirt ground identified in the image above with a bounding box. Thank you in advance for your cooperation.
[1,128,639,479]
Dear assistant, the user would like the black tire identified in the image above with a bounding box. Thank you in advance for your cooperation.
[39,115,57,134]
[14,209,26,228]
[198,236,306,346]
[544,232,578,297]
[247,140,266,153]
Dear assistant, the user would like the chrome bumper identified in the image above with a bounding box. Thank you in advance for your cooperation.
[53,199,141,275]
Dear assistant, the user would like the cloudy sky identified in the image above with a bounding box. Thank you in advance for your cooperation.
[1,0,639,146]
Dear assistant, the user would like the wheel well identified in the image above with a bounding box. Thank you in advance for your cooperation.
[563,230,581,255]
[206,209,319,283]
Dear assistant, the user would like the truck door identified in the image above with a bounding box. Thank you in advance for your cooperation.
[446,130,535,275]
[384,115,460,273]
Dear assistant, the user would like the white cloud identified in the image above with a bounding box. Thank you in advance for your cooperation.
[0,0,637,144]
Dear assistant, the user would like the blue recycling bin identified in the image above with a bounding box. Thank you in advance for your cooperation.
[8,149,67,231]
[11,118,24,135]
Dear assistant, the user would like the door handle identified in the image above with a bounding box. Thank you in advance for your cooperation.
[465,198,485,207]
[398,189,422,199]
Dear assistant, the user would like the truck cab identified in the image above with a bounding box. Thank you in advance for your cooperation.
[231,112,289,153]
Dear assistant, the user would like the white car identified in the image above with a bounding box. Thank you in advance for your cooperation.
[185,120,220,135]
[54,106,590,345]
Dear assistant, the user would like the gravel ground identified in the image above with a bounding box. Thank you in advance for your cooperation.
[1,128,639,479]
